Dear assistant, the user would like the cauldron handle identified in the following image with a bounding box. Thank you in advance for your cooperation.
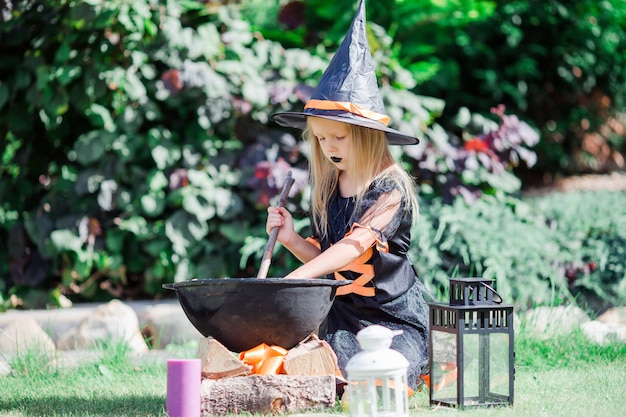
[257,170,295,279]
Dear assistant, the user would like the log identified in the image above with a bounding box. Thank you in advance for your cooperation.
[283,334,340,377]
[201,375,335,415]
[197,337,251,379]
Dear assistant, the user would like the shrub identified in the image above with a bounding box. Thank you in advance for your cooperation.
[406,104,539,204]
[414,0,626,176]
[526,190,626,311]
[0,0,437,308]
[412,190,626,312]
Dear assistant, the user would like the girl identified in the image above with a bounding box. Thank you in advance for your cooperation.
[267,0,430,389]
[266,117,429,388]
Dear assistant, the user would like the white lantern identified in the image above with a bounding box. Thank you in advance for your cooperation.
[345,325,410,417]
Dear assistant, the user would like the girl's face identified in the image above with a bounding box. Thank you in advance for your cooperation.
[309,117,352,170]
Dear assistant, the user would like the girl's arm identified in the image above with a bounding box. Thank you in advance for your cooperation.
[286,190,402,279]
[284,226,376,278]
[281,233,322,264]
[266,206,321,263]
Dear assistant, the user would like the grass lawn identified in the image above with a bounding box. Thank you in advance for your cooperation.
[411,361,626,417]
[0,331,624,417]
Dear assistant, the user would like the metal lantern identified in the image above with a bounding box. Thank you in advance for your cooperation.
[428,278,514,409]
[346,325,410,417]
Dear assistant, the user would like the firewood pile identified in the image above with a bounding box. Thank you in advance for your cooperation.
[198,334,341,415]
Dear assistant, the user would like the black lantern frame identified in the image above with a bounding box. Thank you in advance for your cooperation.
[428,278,514,409]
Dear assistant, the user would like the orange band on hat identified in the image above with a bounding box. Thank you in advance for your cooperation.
[305,99,391,126]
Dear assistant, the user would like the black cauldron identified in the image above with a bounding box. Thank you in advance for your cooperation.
[163,278,350,352]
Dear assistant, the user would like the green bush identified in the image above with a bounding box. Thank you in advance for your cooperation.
[526,190,626,311]
[412,190,626,311]
[413,0,626,176]
[0,0,437,308]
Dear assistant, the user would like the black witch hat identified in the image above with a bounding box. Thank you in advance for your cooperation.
[271,0,419,145]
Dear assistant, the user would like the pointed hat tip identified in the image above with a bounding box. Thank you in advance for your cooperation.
[270,0,421,145]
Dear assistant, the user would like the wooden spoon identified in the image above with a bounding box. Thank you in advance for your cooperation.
[257,170,295,279]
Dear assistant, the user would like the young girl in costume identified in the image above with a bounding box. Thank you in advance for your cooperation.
[267,0,429,389]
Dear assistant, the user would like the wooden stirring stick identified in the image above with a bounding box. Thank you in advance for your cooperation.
[257,170,295,279]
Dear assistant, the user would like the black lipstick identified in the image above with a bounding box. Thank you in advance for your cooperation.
[331,157,342,163]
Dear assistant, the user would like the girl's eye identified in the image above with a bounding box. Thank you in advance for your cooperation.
[317,136,325,142]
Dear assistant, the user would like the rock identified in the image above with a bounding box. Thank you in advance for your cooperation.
[596,307,626,326]
[56,299,148,353]
[136,301,202,349]
[0,303,101,345]
[0,358,12,377]
[581,321,626,345]
[523,306,590,338]
[0,317,56,354]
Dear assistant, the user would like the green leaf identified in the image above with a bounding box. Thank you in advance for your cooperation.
[123,70,147,101]
[144,238,171,257]
[151,145,178,170]
[147,170,169,192]
[43,84,70,116]
[54,65,82,86]
[50,230,83,253]
[53,37,76,62]
[141,191,166,217]
[105,229,125,253]
[165,210,209,257]
[72,131,116,166]
[182,190,216,222]
[117,216,149,239]
[86,103,114,131]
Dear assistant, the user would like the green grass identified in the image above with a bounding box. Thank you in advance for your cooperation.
[0,341,196,417]
[409,329,626,417]
[0,332,624,417]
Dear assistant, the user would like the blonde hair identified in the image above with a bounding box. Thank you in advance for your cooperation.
[303,120,419,241]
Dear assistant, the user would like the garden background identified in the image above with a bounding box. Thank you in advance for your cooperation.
[1,0,625,315]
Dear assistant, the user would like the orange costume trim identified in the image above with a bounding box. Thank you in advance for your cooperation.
[305,99,391,126]
[306,223,389,297]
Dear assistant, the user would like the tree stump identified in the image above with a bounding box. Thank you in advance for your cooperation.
[201,374,335,415]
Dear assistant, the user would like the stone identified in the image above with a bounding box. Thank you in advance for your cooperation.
[0,317,56,354]
[0,358,12,377]
[596,307,626,326]
[56,299,148,353]
[523,306,590,338]
[136,301,202,348]
[0,302,102,345]
[581,320,626,345]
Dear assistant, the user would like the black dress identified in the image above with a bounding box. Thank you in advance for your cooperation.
[315,175,430,389]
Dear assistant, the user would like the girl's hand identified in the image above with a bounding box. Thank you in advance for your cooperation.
[266,206,296,246]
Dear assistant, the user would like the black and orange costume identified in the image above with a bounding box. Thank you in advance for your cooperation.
[311,174,430,389]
